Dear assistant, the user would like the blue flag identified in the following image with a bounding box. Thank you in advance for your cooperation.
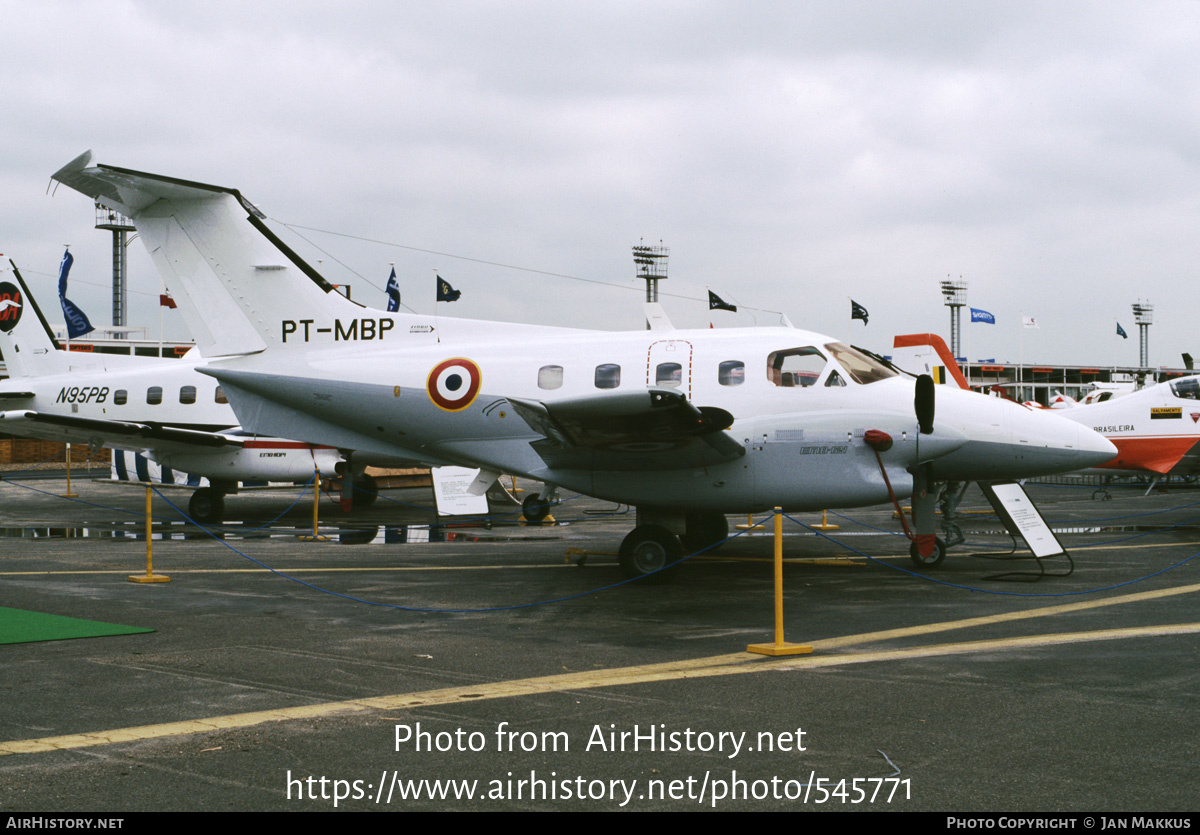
[1116,322,1128,339]
[969,307,995,325]
[57,249,94,339]
[386,267,400,312]
[436,275,461,303]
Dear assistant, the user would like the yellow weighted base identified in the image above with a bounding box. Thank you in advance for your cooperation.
[520,514,556,526]
[746,642,813,656]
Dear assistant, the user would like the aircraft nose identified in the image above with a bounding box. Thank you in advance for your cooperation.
[930,390,1117,481]
[1071,420,1119,468]
[1004,404,1117,475]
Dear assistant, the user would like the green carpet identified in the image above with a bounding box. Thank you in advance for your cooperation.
[0,606,153,645]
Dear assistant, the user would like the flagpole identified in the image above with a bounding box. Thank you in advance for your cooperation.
[63,245,70,357]
[159,273,165,358]
[1018,309,1024,402]
[967,313,972,390]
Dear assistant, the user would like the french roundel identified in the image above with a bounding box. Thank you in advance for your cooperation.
[426,358,482,412]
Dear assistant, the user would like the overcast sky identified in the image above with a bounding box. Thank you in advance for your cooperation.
[3,0,1199,367]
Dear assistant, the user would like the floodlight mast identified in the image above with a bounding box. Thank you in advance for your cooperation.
[940,277,968,359]
[1132,301,1153,369]
[632,241,669,303]
[95,201,136,334]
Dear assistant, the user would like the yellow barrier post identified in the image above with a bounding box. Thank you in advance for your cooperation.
[129,484,169,583]
[735,512,763,531]
[62,443,78,498]
[299,471,330,541]
[811,509,839,531]
[747,508,811,656]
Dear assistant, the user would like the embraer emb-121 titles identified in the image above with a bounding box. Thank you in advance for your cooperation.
[50,151,1117,575]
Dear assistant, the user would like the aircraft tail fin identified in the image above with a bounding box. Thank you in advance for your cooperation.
[891,333,971,391]
[0,260,72,378]
[51,151,378,358]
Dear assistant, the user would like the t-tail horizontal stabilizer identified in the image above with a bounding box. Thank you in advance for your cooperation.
[51,151,378,359]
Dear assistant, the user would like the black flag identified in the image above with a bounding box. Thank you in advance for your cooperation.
[436,275,461,302]
[851,299,869,325]
[708,290,737,312]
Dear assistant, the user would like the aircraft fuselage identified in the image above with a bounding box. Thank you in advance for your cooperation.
[205,320,1116,512]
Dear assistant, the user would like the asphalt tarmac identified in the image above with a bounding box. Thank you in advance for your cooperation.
[0,474,1197,812]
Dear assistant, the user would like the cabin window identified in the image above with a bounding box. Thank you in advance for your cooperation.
[147,386,163,405]
[766,347,827,388]
[114,389,128,405]
[718,360,745,387]
[655,362,682,388]
[538,365,564,390]
[179,385,197,404]
[594,363,621,389]
[215,386,229,404]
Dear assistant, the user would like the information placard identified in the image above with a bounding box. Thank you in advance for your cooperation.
[980,481,1066,559]
[431,466,490,516]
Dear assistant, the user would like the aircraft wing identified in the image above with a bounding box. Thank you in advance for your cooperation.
[506,388,744,471]
[0,410,242,456]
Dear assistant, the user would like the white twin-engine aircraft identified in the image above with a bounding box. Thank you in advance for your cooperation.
[50,152,1117,576]
[0,262,347,521]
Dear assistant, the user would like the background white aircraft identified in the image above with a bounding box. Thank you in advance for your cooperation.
[0,260,345,521]
[50,152,1117,573]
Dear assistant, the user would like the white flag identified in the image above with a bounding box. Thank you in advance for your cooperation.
[1022,316,1039,329]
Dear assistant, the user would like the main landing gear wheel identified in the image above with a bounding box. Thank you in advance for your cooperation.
[522,494,551,522]
[909,537,947,568]
[681,511,729,553]
[188,487,225,524]
[619,524,683,580]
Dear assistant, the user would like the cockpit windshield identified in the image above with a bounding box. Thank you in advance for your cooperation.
[824,342,899,385]
[1170,378,1200,400]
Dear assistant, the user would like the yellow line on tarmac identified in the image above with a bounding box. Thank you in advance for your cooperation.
[1070,540,1200,553]
[4,621,1198,757]
[814,580,1200,650]
[0,564,571,577]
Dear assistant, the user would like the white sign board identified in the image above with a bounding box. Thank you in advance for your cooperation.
[431,466,490,517]
[982,482,1066,559]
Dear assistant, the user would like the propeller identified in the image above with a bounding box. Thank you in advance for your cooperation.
[912,373,939,559]
[915,373,935,435]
